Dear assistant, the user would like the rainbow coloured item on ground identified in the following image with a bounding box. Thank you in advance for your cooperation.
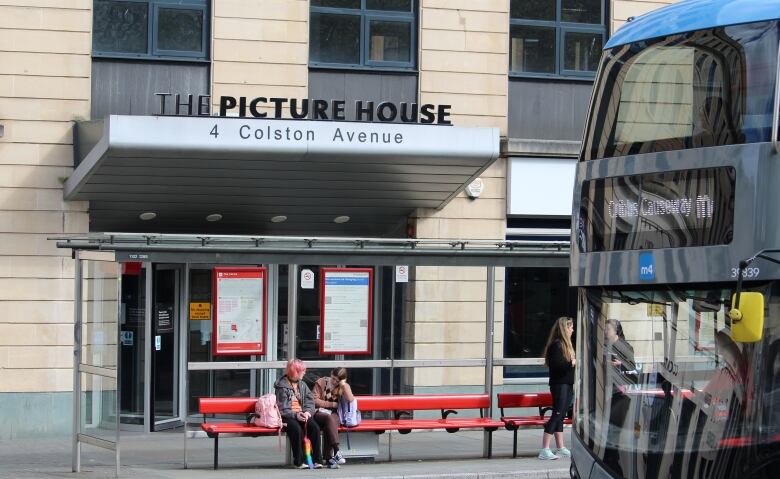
[303,436,314,468]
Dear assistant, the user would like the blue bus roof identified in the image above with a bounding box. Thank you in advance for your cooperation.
[605,0,780,49]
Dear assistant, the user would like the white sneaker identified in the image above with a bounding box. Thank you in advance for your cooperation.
[538,448,559,460]
[554,446,571,457]
[333,450,346,465]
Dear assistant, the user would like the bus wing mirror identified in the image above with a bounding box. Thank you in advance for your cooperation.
[728,292,764,342]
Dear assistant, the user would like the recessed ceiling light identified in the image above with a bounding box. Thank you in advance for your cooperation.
[206,213,223,222]
[271,215,287,223]
[139,212,157,221]
[333,215,350,224]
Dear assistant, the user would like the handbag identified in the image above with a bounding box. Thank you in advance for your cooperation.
[337,396,362,427]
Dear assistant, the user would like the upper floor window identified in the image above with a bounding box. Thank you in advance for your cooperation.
[510,0,604,78]
[93,0,209,61]
[310,0,416,70]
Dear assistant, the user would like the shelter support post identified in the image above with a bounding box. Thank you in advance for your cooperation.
[483,266,495,458]
[183,262,190,469]
[287,265,298,360]
[388,267,397,461]
[285,264,298,466]
[72,251,82,472]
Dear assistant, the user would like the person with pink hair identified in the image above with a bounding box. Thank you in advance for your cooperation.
[274,359,323,469]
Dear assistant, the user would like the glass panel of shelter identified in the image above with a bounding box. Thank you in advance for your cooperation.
[119,261,410,426]
[186,265,254,417]
[278,265,396,397]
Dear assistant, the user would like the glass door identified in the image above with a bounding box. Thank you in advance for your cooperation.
[119,262,146,427]
[151,265,181,430]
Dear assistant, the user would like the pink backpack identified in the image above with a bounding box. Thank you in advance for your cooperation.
[250,393,283,429]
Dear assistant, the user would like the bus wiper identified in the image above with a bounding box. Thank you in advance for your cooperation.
[616,292,669,306]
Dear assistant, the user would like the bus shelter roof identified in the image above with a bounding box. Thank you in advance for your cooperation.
[53,232,570,268]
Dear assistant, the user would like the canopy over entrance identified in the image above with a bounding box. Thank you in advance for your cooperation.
[66,116,500,236]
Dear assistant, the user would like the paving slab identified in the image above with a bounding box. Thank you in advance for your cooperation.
[0,428,572,479]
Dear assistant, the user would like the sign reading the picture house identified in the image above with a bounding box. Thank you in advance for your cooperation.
[320,268,373,355]
[155,93,452,125]
[578,167,735,252]
[212,267,267,356]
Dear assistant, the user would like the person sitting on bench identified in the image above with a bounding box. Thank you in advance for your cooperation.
[313,367,355,469]
[274,358,323,469]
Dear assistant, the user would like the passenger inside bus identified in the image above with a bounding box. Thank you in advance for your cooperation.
[603,319,637,476]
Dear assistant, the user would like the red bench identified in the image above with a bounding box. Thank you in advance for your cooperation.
[497,392,572,458]
[199,394,504,469]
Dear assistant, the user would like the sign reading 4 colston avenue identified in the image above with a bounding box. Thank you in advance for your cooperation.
[155,93,452,125]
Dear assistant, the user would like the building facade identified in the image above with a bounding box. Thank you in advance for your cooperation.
[0,0,678,438]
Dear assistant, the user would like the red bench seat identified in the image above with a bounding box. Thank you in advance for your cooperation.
[199,393,504,469]
[201,417,504,436]
[498,392,572,457]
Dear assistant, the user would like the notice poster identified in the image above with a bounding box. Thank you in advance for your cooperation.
[213,267,266,356]
[320,268,373,355]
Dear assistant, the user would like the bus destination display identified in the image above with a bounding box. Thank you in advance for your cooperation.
[578,167,735,252]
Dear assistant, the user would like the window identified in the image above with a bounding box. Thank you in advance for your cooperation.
[510,0,604,78]
[310,0,416,70]
[504,267,577,379]
[581,21,780,161]
[93,0,209,60]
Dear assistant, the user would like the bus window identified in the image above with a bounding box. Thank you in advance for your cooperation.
[582,20,779,161]
[575,285,777,477]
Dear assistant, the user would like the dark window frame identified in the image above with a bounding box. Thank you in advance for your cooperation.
[310,0,417,71]
[509,0,605,80]
[92,0,210,62]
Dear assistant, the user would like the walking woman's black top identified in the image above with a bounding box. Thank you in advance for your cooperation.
[546,340,575,385]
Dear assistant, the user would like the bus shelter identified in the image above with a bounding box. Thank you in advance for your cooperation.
[56,233,569,474]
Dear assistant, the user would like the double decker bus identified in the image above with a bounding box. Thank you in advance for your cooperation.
[570,1,780,478]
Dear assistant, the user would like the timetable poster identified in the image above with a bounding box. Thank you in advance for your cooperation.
[213,267,267,356]
[320,268,373,355]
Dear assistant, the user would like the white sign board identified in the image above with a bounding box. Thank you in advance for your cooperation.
[395,265,409,283]
[213,267,266,356]
[507,157,577,216]
[320,268,373,355]
[301,268,315,289]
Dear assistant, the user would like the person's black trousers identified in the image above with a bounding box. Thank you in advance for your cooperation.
[544,383,573,434]
[285,417,322,466]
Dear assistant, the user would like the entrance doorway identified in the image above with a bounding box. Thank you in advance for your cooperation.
[119,263,183,431]
[119,262,145,426]
[151,265,181,430]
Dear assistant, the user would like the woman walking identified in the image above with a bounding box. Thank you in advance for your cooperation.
[312,367,355,468]
[538,317,576,460]
[274,358,323,469]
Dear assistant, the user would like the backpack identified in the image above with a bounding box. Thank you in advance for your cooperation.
[249,393,283,429]
[337,396,362,427]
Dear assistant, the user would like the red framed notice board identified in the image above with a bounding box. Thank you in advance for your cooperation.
[320,268,373,355]
[212,267,267,356]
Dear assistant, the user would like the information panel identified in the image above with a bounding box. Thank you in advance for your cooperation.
[320,268,373,355]
[578,167,735,252]
[213,267,266,356]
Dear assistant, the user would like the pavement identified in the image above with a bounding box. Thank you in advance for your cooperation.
[0,428,571,479]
